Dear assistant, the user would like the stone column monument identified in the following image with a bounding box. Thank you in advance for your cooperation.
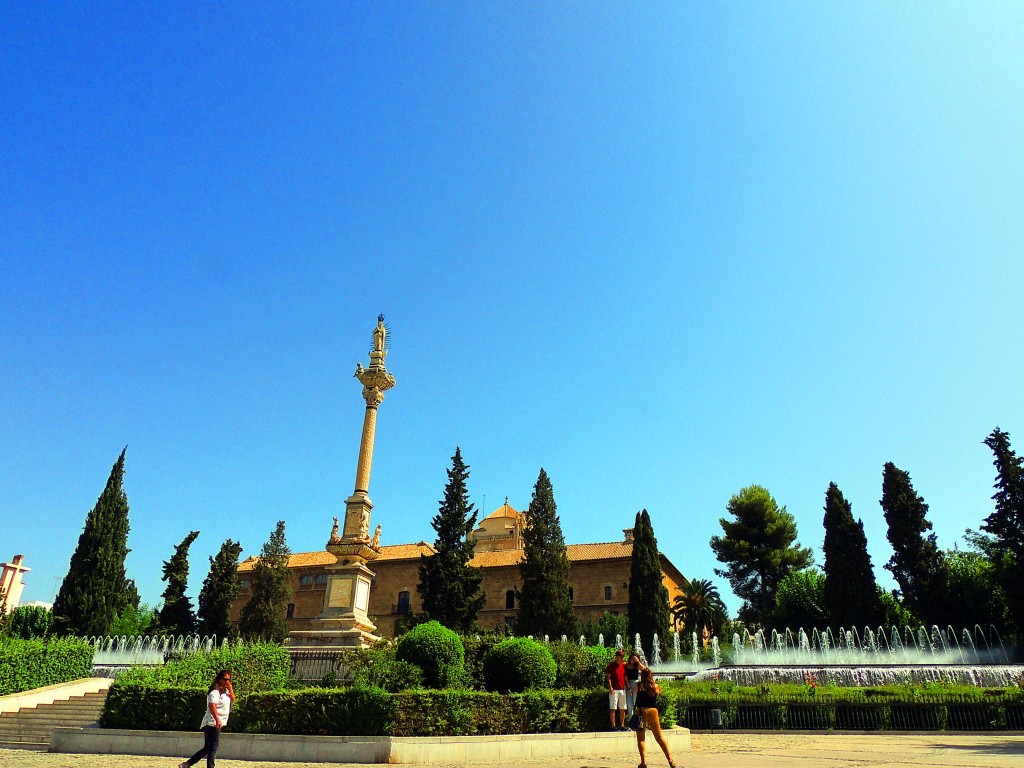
[288,314,396,648]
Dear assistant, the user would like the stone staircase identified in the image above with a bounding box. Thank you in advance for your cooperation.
[0,690,108,750]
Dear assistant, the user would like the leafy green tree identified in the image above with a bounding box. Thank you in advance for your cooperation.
[153,531,200,636]
[822,482,884,629]
[671,578,727,641]
[417,447,485,632]
[52,448,134,636]
[518,469,576,638]
[942,547,1007,631]
[7,606,55,639]
[880,462,948,624]
[711,485,813,622]
[109,603,155,636]
[877,588,918,627]
[627,509,671,661]
[239,521,292,642]
[981,428,1024,637]
[769,569,827,631]
[198,539,244,638]
[579,611,628,646]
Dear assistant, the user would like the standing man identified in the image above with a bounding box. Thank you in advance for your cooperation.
[605,648,628,730]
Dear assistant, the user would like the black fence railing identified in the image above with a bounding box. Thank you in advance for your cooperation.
[676,697,1024,731]
[288,650,355,682]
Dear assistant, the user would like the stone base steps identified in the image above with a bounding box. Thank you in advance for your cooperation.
[0,691,107,751]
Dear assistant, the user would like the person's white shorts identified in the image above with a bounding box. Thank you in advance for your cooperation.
[608,689,627,710]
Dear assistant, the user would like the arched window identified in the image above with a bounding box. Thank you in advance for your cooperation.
[396,590,410,614]
[286,603,295,619]
[505,590,516,610]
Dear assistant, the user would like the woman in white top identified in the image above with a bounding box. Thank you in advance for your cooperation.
[179,670,234,768]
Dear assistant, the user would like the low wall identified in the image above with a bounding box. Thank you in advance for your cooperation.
[50,725,691,764]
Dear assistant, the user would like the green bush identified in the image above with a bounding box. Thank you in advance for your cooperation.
[7,606,54,639]
[548,642,615,689]
[233,687,394,735]
[395,621,465,689]
[0,637,93,695]
[462,633,505,689]
[483,637,556,693]
[113,641,289,693]
[350,650,424,692]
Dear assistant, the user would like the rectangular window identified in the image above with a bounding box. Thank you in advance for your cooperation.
[315,574,328,585]
[604,586,613,601]
[299,575,313,587]
[396,591,410,614]
[286,603,295,619]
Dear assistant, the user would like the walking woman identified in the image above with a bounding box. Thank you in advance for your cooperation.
[179,670,234,768]
[634,667,676,768]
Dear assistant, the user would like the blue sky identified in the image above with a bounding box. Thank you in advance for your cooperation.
[3,3,1022,616]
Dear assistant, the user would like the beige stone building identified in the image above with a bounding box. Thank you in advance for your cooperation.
[230,501,687,638]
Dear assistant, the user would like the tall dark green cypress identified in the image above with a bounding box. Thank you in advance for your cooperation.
[822,482,884,630]
[417,447,485,631]
[197,539,244,639]
[239,521,292,642]
[627,509,671,661]
[518,469,576,638]
[152,531,200,635]
[880,462,947,623]
[981,428,1024,637]
[52,448,132,636]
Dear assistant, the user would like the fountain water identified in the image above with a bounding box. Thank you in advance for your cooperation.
[86,634,226,676]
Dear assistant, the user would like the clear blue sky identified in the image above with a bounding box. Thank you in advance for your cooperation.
[3,3,1023,616]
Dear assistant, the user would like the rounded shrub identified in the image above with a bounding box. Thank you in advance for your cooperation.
[483,637,557,693]
[395,621,465,689]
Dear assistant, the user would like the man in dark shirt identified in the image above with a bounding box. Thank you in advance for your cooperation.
[605,649,627,730]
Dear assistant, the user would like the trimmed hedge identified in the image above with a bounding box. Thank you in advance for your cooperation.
[395,621,465,689]
[113,642,289,693]
[483,637,556,693]
[0,637,94,695]
[100,684,613,734]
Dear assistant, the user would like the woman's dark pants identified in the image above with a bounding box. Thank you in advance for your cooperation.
[186,725,220,767]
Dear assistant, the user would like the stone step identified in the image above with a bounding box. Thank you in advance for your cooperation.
[0,739,49,751]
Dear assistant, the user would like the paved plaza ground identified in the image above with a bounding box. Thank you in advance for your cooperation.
[2,734,1023,768]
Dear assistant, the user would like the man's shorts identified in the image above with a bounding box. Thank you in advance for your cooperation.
[608,689,626,709]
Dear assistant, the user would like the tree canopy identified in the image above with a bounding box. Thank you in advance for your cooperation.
[980,428,1024,637]
[822,482,884,629]
[517,469,575,638]
[769,568,827,631]
[198,539,244,638]
[52,448,134,636]
[880,462,948,624]
[628,509,671,660]
[417,447,485,631]
[671,578,727,641]
[711,485,813,623]
[153,530,200,635]
[239,520,292,642]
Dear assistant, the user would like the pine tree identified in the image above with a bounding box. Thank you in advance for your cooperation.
[880,462,948,623]
[822,482,884,630]
[52,448,133,636]
[981,428,1024,637]
[628,509,671,661]
[417,447,485,631]
[518,469,576,638]
[711,485,813,622]
[153,531,200,636]
[198,539,244,639]
[239,521,292,642]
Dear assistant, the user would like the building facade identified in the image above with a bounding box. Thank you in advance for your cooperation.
[230,502,686,638]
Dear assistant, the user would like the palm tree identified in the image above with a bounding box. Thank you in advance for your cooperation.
[671,578,727,643]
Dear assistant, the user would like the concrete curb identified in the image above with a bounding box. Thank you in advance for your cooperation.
[0,678,112,714]
[50,725,691,764]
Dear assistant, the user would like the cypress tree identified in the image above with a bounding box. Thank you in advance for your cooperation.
[417,447,485,631]
[711,485,813,622]
[628,509,671,661]
[52,448,133,636]
[822,482,884,630]
[518,469,576,638]
[239,521,292,642]
[981,428,1024,637]
[153,531,200,636]
[197,539,244,639]
[880,462,948,624]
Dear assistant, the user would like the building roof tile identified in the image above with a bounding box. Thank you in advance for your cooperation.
[237,541,436,572]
